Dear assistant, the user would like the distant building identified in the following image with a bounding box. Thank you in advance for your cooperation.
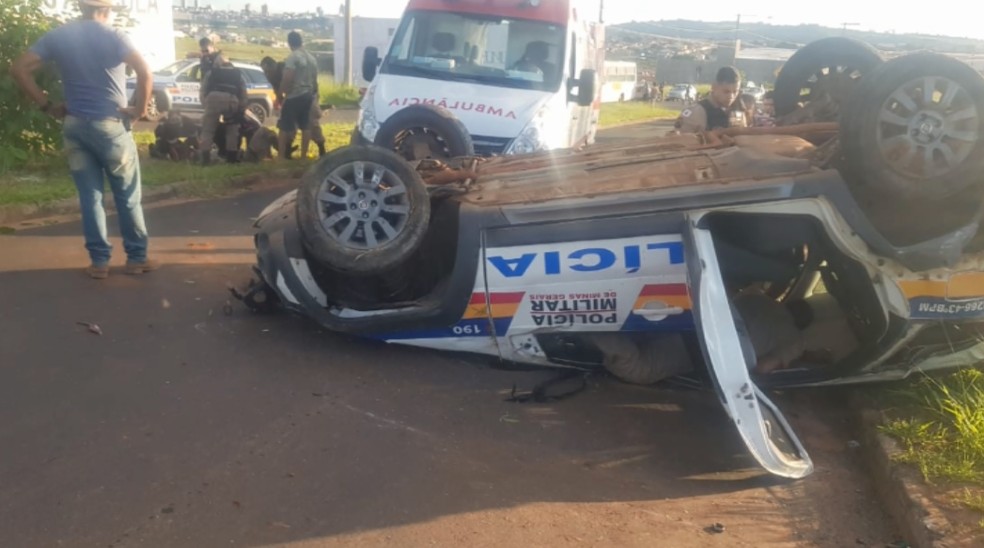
[331,16,400,87]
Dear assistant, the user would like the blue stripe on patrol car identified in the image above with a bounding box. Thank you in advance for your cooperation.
[909,297,984,320]
[372,318,513,341]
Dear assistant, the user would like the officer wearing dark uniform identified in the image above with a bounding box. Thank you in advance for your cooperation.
[672,66,746,133]
[198,55,247,164]
[198,37,219,103]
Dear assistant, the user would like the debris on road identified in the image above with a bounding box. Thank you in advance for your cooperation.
[162,298,171,309]
[707,522,726,534]
[76,322,102,336]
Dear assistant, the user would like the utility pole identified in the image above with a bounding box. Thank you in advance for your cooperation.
[599,0,604,24]
[344,0,353,85]
[732,13,758,61]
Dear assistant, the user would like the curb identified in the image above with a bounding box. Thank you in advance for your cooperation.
[853,395,955,547]
[0,167,303,226]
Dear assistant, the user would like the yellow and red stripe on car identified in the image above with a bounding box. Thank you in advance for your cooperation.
[622,283,694,331]
[898,272,984,320]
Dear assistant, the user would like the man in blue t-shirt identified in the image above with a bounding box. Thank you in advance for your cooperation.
[9,0,159,279]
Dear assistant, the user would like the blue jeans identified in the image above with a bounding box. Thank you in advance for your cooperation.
[63,116,148,266]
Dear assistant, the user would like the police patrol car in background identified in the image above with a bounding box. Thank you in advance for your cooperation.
[125,58,277,123]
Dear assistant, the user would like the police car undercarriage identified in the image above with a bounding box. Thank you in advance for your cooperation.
[237,40,984,478]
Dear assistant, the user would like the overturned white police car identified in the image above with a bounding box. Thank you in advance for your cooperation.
[236,39,984,479]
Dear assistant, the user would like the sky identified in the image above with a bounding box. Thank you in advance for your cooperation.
[202,0,984,41]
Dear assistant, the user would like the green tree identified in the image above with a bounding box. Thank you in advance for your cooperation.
[0,0,63,173]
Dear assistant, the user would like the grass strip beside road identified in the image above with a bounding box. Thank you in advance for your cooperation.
[881,369,984,484]
[598,101,678,128]
[879,368,984,524]
[0,123,353,207]
[319,76,362,108]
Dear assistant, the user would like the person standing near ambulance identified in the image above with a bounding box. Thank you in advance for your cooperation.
[673,66,746,133]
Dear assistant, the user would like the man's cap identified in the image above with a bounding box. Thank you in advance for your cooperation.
[79,0,117,7]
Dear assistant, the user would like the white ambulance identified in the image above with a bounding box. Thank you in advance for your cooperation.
[352,0,604,160]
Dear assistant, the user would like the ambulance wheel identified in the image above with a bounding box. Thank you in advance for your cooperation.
[374,105,474,161]
[773,37,883,117]
[296,145,431,274]
[840,52,984,199]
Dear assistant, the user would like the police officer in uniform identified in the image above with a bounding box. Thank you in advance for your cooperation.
[198,55,248,164]
[198,37,219,94]
[672,66,745,133]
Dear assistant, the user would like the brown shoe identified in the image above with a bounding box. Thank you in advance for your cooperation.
[86,265,109,279]
[125,258,162,275]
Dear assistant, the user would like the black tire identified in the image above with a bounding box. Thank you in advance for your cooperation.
[374,105,474,161]
[773,37,883,117]
[247,101,269,124]
[296,145,431,274]
[839,52,984,199]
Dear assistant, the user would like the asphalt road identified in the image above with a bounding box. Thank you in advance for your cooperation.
[0,123,898,547]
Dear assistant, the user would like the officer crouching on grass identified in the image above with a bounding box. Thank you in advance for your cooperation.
[671,66,747,133]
